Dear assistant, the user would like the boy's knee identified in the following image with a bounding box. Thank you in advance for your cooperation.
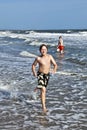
[41,87,46,93]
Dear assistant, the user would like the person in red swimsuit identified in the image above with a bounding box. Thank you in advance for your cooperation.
[57,36,64,54]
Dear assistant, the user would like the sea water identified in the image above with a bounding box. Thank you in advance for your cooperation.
[0,30,87,130]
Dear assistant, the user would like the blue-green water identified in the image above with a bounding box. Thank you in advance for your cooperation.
[0,30,87,130]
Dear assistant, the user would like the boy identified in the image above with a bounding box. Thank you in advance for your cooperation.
[32,44,57,112]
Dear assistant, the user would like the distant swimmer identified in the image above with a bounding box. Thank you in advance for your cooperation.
[57,36,64,54]
[32,44,57,113]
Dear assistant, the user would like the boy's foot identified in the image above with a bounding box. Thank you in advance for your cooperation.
[34,87,38,92]
[43,108,48,113]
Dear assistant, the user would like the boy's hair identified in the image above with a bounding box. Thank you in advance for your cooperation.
[59,36,62,39]
[39,44,48,52]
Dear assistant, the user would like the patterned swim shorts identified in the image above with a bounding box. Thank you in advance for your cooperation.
[37,71,50,88]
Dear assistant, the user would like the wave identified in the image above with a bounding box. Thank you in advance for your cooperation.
[0,30,87,40]
[0,30,87,48]
[20,51,37,58]
[0,82,11,91]
[56,71,77,76]
[66,57,87,66]
[55,71,87,79]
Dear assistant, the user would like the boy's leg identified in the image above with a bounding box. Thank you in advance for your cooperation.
[34,87,38,92]
[41,87,47,112]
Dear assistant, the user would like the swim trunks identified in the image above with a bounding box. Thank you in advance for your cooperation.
[58,45,64,51]
[37,71,50,88]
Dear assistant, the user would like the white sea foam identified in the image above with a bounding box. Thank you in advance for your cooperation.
[20,51,37,57]
[55,71,77,76]
[0,80,17,91]
[0,30,87,47]
[0,84,10,91]
[56,71,87,79]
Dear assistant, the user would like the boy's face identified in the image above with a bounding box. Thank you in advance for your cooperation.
[40,46,47,56]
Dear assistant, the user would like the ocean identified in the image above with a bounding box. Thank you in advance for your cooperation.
[0,30,87,130]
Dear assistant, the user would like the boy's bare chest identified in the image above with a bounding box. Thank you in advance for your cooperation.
[39,57,50,65]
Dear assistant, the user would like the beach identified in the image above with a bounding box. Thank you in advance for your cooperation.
[0,30,87,130]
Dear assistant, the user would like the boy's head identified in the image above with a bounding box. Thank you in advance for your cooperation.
[39,44,48,52]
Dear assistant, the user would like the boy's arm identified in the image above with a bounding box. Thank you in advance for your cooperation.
[50,55,58,73]
[32,58,38,77]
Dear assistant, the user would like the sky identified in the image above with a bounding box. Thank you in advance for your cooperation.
[0,0,87,30]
